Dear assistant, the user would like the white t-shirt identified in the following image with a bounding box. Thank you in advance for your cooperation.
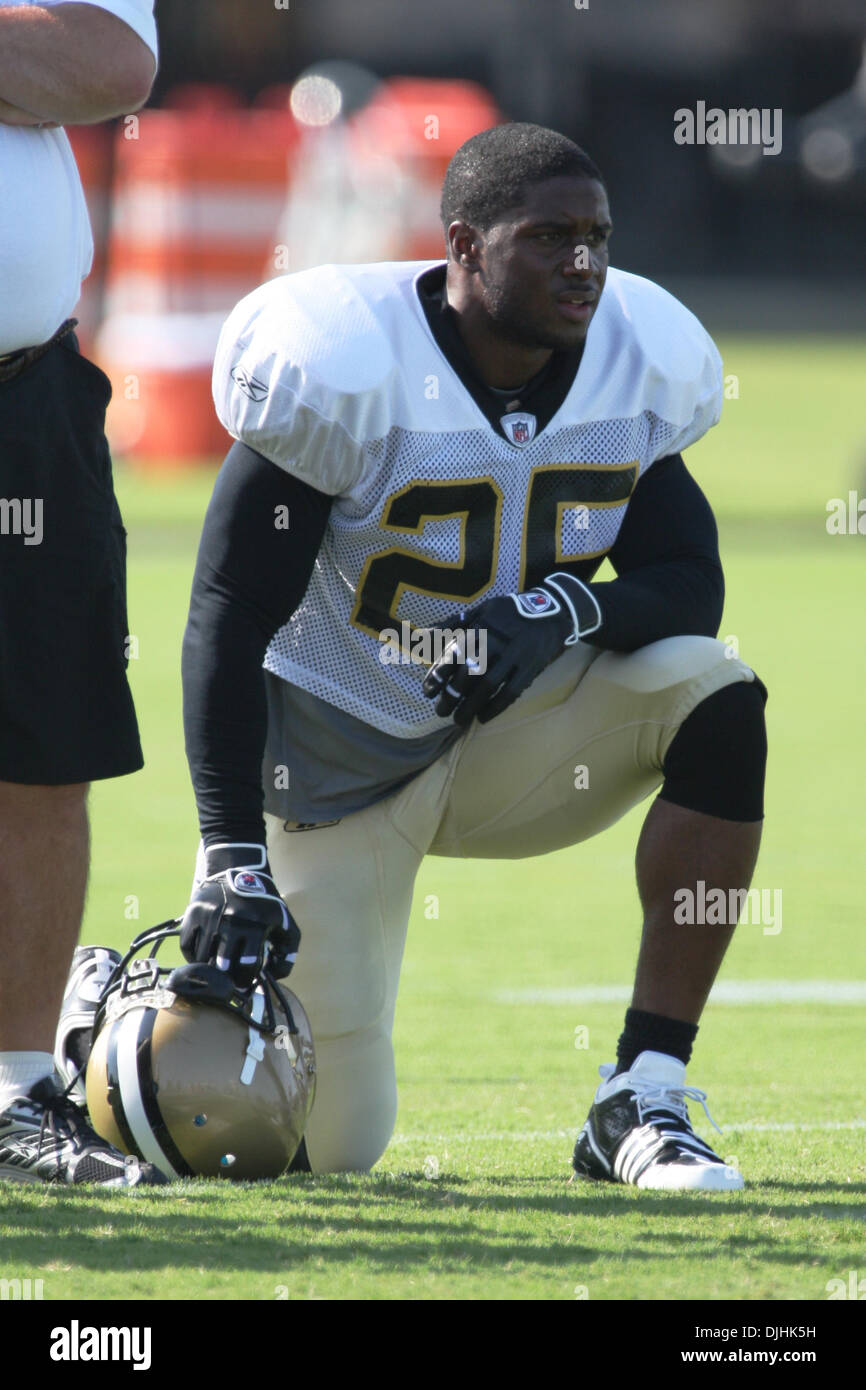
[0,0,157,353]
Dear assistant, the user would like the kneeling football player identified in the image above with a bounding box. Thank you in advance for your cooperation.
[180,123,767,1190]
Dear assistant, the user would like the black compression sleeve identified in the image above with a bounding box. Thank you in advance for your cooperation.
[581,453,724,651]
[182,442,332,847]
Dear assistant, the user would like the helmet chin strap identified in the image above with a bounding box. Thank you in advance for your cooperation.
[240,988,267,1085]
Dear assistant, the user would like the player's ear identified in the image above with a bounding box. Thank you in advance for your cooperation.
[447,220,483,270]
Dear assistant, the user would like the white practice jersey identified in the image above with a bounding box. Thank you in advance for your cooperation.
[213,261,722,739]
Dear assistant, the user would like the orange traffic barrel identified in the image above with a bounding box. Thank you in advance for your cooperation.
[66,124,114,356]
[275,76,503,271]
[158,83,243,112]
[97,96,298,463]
[349,79,503,260]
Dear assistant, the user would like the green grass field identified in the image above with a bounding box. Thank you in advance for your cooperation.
[2,338,864,1302]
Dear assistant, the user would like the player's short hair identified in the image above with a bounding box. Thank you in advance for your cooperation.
[440,123,605,248]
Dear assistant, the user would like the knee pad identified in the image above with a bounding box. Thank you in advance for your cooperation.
[660,677,768,821]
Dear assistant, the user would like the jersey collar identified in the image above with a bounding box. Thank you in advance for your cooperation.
[415,263,585,443]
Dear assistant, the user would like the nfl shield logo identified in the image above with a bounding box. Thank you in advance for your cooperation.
[501,411,537,447]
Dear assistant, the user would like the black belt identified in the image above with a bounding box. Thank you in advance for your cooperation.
[0,318,79,384]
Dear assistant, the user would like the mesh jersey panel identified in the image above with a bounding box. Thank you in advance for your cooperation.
[264,412,678,737]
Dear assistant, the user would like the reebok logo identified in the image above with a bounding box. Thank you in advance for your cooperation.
[231,365,269,401]
[49,1320,152,1371]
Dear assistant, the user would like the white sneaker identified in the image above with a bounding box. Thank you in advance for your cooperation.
[572,1050,744,1191]
[0,1076,167,1186]
[54,946,121,1104]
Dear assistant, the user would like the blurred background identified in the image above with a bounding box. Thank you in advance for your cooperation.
[68,0,866,462]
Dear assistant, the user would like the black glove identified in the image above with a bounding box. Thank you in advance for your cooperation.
[422,572,601,727]
[180,843,300,988]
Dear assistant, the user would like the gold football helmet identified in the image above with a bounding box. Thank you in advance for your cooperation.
[85,920,315,1180]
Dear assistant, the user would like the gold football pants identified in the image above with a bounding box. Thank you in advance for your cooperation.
[266,635,756,1172]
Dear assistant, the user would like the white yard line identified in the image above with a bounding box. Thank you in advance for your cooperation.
[390,1119,866,1145]
[493,980,866,1005]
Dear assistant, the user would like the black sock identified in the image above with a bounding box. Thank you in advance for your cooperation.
[615,1008,698,1073]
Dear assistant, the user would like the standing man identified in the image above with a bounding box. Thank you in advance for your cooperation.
[181,124,768,1190]
[0,0,165,1185]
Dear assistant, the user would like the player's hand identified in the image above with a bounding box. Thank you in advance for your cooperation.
[422,573,601,727]
[180,844,300,988]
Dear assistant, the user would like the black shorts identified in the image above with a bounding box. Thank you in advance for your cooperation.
[0,332,143,784]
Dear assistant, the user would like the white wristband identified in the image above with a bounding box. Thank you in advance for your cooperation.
[543,573,602,644]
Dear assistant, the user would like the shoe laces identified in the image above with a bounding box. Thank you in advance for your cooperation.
[636,1082,721,1135]
[599,1064,722,1134]
[34,1085,95,1158]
